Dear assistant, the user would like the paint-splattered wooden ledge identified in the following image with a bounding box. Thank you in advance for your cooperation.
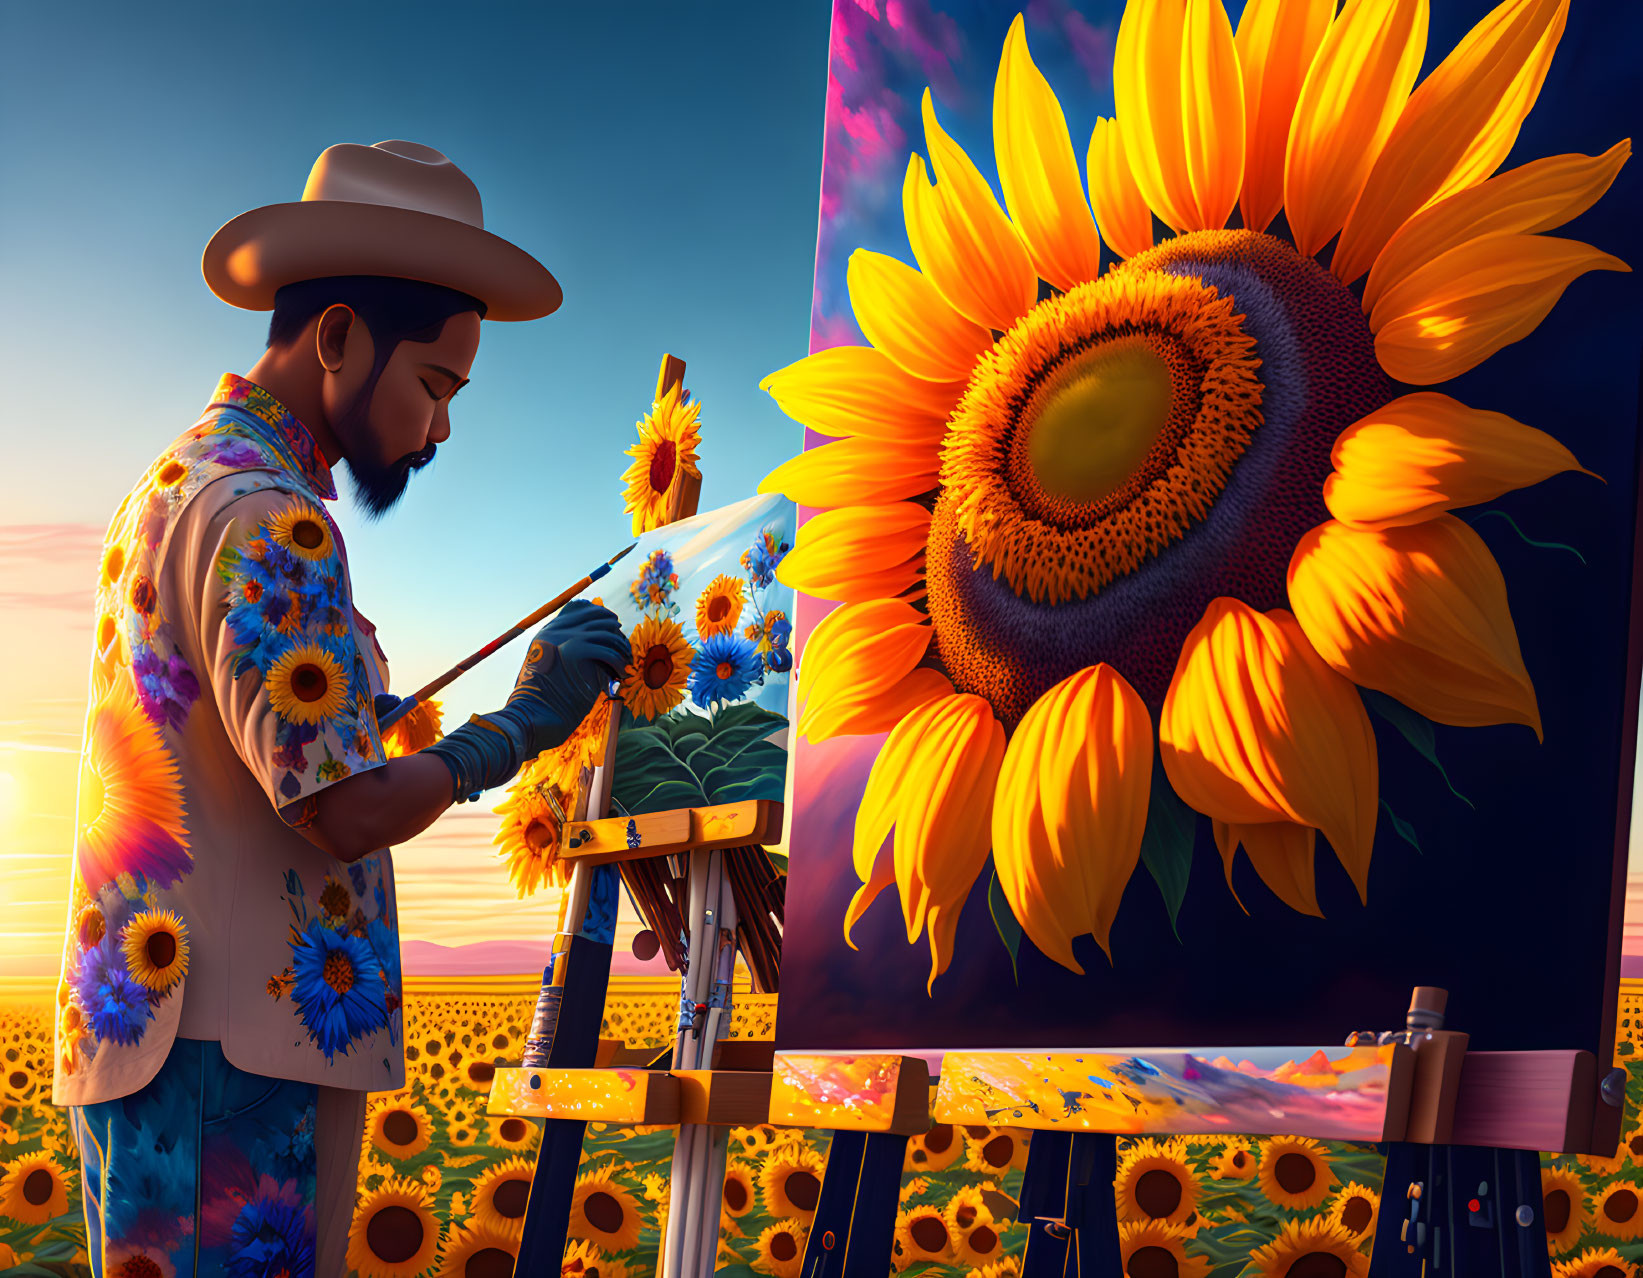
[933,1045,1416,1142]
[555,799,783,865]
[486,1051,932,1135]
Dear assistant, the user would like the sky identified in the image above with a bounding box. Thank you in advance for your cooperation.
[0,0,832,976]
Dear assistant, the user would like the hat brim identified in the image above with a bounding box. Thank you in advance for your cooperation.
[202,200,562,322]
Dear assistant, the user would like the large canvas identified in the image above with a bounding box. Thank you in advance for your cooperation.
[769,0,1643,1063]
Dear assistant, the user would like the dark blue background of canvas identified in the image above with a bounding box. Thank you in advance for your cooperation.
[777,0,1643,1057]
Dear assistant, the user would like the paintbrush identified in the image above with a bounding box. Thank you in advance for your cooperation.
[378,543,637,733]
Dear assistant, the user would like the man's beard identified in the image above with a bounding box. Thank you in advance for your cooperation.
[334,383,438,520]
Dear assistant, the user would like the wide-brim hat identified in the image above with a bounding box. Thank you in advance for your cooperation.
[202,139,561,321]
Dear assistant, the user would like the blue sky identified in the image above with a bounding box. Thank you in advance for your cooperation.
[0,0,833,967]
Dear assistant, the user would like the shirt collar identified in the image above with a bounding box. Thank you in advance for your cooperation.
[206,373,337,500]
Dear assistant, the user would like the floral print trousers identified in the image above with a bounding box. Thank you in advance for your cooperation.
[69,1037,364,1278]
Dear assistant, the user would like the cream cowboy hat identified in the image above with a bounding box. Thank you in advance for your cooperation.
[202,139,561,321]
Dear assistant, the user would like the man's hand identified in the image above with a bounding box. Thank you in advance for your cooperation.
[498,600,630,755]
[424,600,630,804]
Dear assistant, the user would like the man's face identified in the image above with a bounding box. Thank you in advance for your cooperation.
[335,310,482,517]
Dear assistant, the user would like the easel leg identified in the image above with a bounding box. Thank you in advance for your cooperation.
[1370,1143,1554,1278]
[514,932,615,1276]
[1019,1131,1120,1278]
[800,1130,908,1278]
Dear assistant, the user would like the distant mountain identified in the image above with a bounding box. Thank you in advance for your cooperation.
[401,937,672,978]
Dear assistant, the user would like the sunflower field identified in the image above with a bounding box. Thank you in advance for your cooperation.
[6,982,1643,1277]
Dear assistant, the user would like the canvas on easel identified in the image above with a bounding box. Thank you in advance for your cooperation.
[764,0,1643,1174]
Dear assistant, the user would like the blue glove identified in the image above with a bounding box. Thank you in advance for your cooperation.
[425,600,630,804]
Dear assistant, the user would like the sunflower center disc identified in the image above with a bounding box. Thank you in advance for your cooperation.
[926,229,1392,721]
[146,931,176,970]
[322,951,355,994]
[383,1111,418,1146]
[366,1204,424,1264]
[291,663,328,703]
[469,1250,515,1278]
[1026,341,1172,504]
[643,646,674,689]
[1126,1246,1179,1278]
[23,1169,53,1205]
[650,439,678,494]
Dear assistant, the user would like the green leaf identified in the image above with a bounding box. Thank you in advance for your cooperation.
[988,870,1022,984]
[1467,508,1586,564]
[708,700,789,737]
[1140,759,1196,941]
[1360,688,1474,809]
[765,850,789,874]
[1207,1264,1249,1278]
[658,709,715,744]
[1380,798,1422,854]
[700,740,788,804]
[612,728,707,814]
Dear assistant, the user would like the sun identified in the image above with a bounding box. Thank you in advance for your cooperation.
[760,0,1629,987]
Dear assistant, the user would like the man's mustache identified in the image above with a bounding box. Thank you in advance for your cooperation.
[404,442,437,471]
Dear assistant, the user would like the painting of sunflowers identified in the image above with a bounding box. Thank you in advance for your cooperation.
[492,490,796,901]
[772,0,1642,1063]
[10,983,1643,1276]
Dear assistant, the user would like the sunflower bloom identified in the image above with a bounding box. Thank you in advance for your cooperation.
[621,616,693,721]
[1119,1219,1212,1278]
[1256,1136,1337,1210]
[1553,1247,1637,1278]
[1593,1180,1643,1241]
[265,643,349,724]
[0,1152,69,1224]
[760,0,1630,981]
[621,382,701,535]
[120,908,189,992]
[569,1172,642,1253]
[1115,1138,1199,1226]
[471,1156,534,1237]
[347,1176,441,1278]
[437,1219,521,1278]
[1329,1181,1382,1241]
[1249,1217,1367,1278]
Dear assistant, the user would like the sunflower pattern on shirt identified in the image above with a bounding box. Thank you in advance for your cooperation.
[215,496,385,813]
[266,859,402,1062]
[58,423,286,1077]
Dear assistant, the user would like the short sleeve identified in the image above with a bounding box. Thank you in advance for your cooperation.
[184,483,387,823]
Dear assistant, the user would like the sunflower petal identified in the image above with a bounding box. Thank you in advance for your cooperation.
[1287,515,1541,739]
[1331,0,1570,284]
[1086,118,1156,260]
[1283,0,1428,258]
[760,436,940,508]
[1361,141,1631,312]
[994,14,1103,291]
[1179,0,1245,231]
[761,345,965,444]
[905,95,1038,332]
[869,693,1005,990]
[1372,233,1630,383]
[796,598,929,719]
[1430,0,1567,206]
[804,666,955,745]
[1214,820,1323,917]
[1160,600,1377,901]
[1324,391,1593,529]
[1114,0,1195,231]
[1235,0,1332,233]
[843,854,896,950]
[777,504,931,603]
[848,250,993,383]
[993,665,1153,974]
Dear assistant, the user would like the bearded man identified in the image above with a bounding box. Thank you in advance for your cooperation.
[53,139,628,1277]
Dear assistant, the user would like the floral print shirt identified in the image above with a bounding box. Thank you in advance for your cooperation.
[54,374,405,1106]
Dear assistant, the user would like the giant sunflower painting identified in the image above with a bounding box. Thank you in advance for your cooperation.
[770,0,1639,1046]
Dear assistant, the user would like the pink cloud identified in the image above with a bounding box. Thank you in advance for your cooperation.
[807,310,865,356]
[1025,0,1117,87]
[0,523,104,564]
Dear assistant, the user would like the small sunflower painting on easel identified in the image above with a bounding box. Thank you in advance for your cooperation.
[493,379,796,905]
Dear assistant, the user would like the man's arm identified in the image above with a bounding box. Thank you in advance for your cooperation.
[293,751,454,863]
